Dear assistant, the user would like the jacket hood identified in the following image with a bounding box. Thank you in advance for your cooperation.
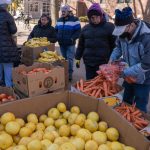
[87,3,104,16]
[130,19,150,43]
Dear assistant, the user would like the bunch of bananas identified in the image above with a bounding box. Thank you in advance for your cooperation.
[37,51,64,63]
[25,37,50,48]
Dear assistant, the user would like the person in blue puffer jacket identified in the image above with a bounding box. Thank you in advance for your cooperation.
[55,5,81,81]
[109,7,150,112]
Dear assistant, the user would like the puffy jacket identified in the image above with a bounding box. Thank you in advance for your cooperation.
[55,16,81,46]
[0,7,19,63]
[28,20,57,43]
[75,21,116,66]
[110,20,150,84]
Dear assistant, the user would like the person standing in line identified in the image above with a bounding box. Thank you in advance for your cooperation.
[55,5,81,81]
[0,0,19,87]
[75,3,115,80]
[28,14,57,43]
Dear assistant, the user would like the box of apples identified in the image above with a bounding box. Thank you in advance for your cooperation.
[0,87,16,104]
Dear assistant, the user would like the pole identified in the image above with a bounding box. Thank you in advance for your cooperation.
[51,0,59,26]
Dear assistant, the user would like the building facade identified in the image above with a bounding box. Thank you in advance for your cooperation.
[23,0,51,19]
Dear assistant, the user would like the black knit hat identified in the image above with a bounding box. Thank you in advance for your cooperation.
[115,7,134,26]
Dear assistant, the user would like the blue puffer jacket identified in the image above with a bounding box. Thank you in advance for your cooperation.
[55,16,81,46]
[110,20,150,84]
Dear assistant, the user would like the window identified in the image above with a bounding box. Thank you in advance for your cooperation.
[117,0,124,3]
[100,0,105,3]
[42,2,50,16]
[117,0,132,3]
[30,2,38,12]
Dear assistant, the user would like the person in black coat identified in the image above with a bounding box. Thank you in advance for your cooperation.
[28,14,57,43]
[75,3,116,80]
[0,2,19,87]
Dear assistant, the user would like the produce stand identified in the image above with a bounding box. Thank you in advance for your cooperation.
[0,91,149,150]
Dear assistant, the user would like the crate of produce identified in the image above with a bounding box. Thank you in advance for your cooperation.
[0,87,16,104]
[12,63,65,97]
[0,92,149,150]
[21,37,55,66]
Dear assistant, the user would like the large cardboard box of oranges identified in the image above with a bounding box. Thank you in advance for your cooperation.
[0,92,149,150]
[12,63,65,97]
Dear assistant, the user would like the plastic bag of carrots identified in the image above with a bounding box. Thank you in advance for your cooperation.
[115,103,149,130]
[97,62,127,84]
[76,74,122,98]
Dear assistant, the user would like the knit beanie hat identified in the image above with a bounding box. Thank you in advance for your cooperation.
[61,5,70,12]
[113,7,134,36]
[87,3,104,19]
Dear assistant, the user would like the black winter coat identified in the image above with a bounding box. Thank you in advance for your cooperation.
[28,21,57,43]
[0,7,19,63]
[75,21,116,66]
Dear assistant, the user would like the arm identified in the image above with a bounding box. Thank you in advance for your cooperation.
[28,26,36,40]
[109,38,122,61]
[75,30,85,60]
[48,27,57,43]
[108,23,116,52]
[71,18,81,41]
[123,35,150,84]
[7,14,17,34]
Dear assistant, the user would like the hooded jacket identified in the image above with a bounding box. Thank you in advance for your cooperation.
[75,3,116,66]
[28,19,57,43]
[110,20,150,84]
[0,6,19,63]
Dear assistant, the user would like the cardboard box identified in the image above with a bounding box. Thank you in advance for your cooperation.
[21,44,55,66]
[12,63,65,97]
[71,84,124,100]
[0,91,149,150]
[52,60,68,90]
[0,87,18,103]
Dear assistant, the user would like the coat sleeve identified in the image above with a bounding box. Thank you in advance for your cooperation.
[110,38,122,61]
[7,13,17,34]
[47,27,57,43]
[123,34,150,84]
[108,24,116,52]
[75,29,85,60]
[28,26,36,40]
[71,18,81,41]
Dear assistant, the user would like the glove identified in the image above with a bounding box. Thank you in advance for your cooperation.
[124,76,136,84]
[76,60,80,68]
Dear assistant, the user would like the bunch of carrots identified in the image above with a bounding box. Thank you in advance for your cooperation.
[115,103,149,130]
[76,74,121,98]
[20,68,51,75]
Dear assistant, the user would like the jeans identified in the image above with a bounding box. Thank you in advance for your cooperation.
[85,65,99,80]
[123,82,150,112]
[0,63,13,87]
[60,45,75,79]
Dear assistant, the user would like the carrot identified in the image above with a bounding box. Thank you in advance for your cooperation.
[127,114,131,122]
[90,90,97,97]
[132,110,141,116]
[95,89,101,98]
[80,79,84,91]
[103,81,108,97]
[134,123,143,130]
[76,81,80,91]
[135,120,149,126]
